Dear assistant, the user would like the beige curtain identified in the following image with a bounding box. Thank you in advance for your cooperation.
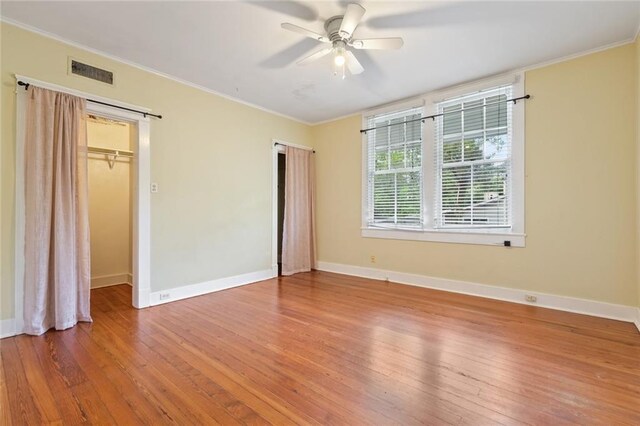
[282,146,316,275]
[23,86,92,335]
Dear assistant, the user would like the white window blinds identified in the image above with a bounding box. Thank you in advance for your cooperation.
[434,85,513,228]
[366,107,423,228]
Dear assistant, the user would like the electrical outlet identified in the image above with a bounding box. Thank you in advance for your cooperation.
[525,294,537,303]
[151,182,159,193]
[159,292,170,301]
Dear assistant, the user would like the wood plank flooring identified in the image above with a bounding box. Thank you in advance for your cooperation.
[2,271,639,425]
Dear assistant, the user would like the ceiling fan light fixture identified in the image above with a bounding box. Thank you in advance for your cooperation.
[281,3,404,78]
[334,47,346,67]
[333,41,347,79]
[333,58,346,79]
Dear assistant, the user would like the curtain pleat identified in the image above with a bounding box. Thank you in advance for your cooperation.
[23,86,91,335]
[282,146,316,276]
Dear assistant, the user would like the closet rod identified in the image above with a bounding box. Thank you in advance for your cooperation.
[17,80,163,119]
[88,146,134,158]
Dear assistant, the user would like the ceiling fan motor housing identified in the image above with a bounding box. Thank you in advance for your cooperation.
[324,16,347,42]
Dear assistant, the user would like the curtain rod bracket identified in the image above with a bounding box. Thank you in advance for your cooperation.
[512,94,531,104]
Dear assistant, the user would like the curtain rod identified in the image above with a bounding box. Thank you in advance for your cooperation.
[359,94,530,134]
[274,142,316,153]
[17,81,163,119]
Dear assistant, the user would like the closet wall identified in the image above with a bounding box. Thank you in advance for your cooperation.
[87,117,133,288]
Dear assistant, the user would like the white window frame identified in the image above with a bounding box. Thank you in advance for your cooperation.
[362,73,526,247]
[361,98,425,230]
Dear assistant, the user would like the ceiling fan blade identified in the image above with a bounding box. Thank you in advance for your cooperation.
[345,51,364,75]
[350,38,404,50]
[297,47,334,65]
[339,3,366,38]
[281,23,329,43]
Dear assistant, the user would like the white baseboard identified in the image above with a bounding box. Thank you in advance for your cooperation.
[3,270,274,337]
[149,268,275,306]
[91,273,133,289]
[316,261,639,325]
[1,318,16,339]
[635,308,640,333]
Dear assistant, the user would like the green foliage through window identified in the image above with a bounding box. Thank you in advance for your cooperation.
[437,88,512,227]
[367,108,423,227]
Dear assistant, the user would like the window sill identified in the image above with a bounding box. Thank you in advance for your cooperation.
[361,227,526,247]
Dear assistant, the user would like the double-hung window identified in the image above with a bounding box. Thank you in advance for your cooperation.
[435,85,512,229]
[363,74,525,246]
[365,106,424,228]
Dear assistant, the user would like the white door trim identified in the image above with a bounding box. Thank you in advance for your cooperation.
[14,75,152,335]
[271,139,314,277]
[271,140,285,276]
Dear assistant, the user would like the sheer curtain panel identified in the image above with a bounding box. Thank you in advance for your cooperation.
[23,86,92,335]
[282,146,316,275]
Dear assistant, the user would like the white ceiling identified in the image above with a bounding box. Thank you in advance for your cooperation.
[2,1,639,123]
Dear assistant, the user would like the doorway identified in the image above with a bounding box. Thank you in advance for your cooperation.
[14,76,152,336]
[271,139,315,278]
[87,115,134,290]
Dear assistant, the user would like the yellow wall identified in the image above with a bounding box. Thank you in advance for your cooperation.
[87,118,132,287]
[2,21,639,321]
[1,22,312,319]
[312,44,638,307]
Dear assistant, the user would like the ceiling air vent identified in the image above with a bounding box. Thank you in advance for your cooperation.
[70,59,114,85]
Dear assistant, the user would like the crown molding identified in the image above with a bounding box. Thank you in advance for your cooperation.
[517,37,636,74]
[0,17,312,126]
[2,16,637,126]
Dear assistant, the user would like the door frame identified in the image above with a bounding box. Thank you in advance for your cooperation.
[14,75,152,335]
[270,139,314,276]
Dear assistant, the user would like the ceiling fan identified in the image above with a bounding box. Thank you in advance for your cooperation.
[281,3,404,79]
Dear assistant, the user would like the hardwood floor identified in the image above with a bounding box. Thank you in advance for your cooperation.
[2,271,639,425]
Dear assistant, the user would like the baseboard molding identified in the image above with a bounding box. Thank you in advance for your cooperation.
[3,270,274,338]
[1,318,16,339]
[149,268,275,306]
[91,273,133,289]
[635,308,640,333]
[316,261,639,325]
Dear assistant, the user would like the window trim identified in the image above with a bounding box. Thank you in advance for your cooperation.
[361,98,424,231]
[361,227,526,247]
[361,72,526,247]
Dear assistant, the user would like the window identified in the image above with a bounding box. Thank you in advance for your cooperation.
[435,86,512,229]
[365,107,423,228]
[362,74,525,246]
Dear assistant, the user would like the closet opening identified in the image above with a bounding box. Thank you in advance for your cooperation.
[14,79,153,336]
[87,114,135,299]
